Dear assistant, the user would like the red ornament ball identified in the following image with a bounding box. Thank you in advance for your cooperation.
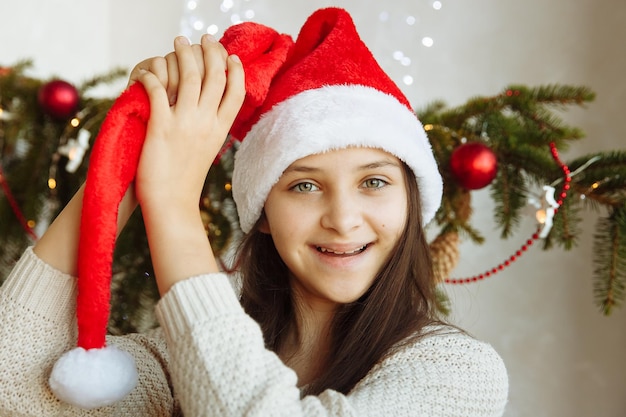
[38,80,80,120]
[449,142,498,190]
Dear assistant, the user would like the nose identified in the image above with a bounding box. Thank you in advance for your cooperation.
[320,190,363,234]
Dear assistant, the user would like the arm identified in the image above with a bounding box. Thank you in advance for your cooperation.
[0,35,233,416]
[0,248,179,416]
[134,34,244,295]
[33,183,138,276]
[156,275,509,417]
[32,34,217,277]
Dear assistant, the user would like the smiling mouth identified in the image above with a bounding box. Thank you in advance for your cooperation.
[316,244,369,256]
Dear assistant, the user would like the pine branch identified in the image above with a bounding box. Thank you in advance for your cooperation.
[593,207,626,314]
[79,68,127,93]
[502,144,560,186]
[435,287,451,316]
[543,192,582,250]
[509,84,596,107]
[490,163,528,238]
[567,151,626,208]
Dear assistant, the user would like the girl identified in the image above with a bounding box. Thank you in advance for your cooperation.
[0,8,508,416]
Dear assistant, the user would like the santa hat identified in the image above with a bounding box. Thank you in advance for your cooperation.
[48,20,293,409]
[230,8,442,233]
[48,7,441,409]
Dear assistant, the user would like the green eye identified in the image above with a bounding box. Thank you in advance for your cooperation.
[293,182,319,192]
[363,178,387,189]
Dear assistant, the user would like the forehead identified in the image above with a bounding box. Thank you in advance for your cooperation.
[284,147,401,172]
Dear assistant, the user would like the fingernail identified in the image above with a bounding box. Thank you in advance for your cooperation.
[230,54,241,63]
[176,36,191,45]
[204,33,217,43]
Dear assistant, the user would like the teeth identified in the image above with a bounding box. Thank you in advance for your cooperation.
[318,245,367,255]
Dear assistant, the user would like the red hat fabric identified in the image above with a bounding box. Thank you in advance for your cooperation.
[48,22,293,409]
[48,7,442,409]
[231,8,442,233]
[48,83,148,408]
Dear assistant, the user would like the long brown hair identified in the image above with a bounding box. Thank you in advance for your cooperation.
[236,161,442,395]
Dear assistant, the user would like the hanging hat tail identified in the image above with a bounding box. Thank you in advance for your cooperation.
[47,22,293,410]
[49,82,149,409]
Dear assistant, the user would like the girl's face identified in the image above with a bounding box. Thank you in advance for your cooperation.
[260,147,408,312]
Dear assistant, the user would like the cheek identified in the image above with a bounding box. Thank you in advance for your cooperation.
[380,199,408,227]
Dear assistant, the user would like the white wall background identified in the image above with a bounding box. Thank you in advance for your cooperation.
[3,1,625,416]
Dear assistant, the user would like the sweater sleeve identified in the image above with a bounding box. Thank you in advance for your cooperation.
[155,274,509,417]
[0,247,180,417]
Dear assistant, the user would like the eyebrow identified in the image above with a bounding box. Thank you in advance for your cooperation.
[284,159,401,174]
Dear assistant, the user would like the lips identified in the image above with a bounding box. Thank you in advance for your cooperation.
[316,244,368,256]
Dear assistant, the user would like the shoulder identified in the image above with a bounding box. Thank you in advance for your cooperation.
[352,325,508,416]
[389,324,508,386]
[400,325,507,372]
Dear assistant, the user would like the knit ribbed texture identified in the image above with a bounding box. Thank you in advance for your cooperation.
[155,274,242,343]
[0,248,179,416]
[2,247,77,324]
[1,249,508,416]
[155,272,508,417]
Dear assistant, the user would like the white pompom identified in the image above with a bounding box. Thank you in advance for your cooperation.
[49,345,138,409]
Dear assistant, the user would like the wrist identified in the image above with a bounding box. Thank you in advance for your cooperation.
[141,203,218,295]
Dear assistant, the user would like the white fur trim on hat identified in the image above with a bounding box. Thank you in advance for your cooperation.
[232,84,442,233]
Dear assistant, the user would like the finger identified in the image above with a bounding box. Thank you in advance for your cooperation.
[190,43,206,79]
[198,34,229,110]
[164,52,180,105]
[173,36,203,108]
[128,57,168,89]
[137,70,170,122]
[163,44,204,105]
[216,54,246,124]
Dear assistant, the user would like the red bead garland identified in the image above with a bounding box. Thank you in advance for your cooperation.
[0,165,38,240]
[445,142,571,284]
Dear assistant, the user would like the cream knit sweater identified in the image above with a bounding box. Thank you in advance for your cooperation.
[0,248,508,416]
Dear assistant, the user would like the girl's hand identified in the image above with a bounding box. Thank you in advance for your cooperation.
[128,41,206,106]
[134,35,245,294]
[135,34,244,212]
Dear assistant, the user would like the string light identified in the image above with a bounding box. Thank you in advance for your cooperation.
[0,106,14,121]
[180,1,444,91]
[181,0,257,39]
[375,2,442,87]
[536,185,560,238]
[57,128,91,173]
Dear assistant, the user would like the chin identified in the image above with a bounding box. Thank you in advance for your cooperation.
[328,288,371,305]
